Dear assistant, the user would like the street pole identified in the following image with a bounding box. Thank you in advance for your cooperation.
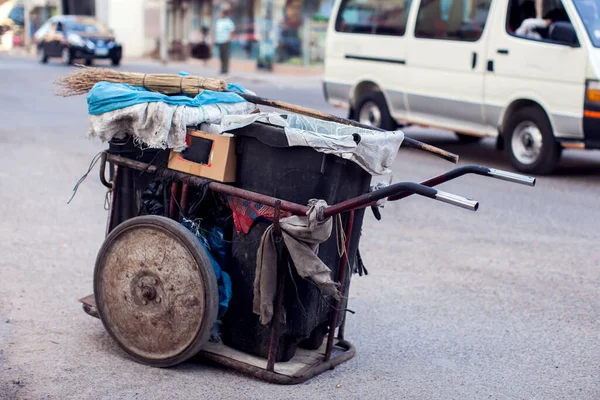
[24,0,32,52]
[159,0,168,64]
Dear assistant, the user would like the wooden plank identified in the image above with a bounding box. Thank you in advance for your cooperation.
[201,341,336,378]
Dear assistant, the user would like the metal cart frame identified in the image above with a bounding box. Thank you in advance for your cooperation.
[79,151,535,384]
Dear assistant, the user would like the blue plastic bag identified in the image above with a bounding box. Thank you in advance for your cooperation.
[181,220,232,319]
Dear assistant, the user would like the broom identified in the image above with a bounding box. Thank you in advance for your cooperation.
[55,67,227,96]
[56,67,458,163]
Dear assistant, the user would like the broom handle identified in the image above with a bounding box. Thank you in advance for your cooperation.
[237,93,459,164]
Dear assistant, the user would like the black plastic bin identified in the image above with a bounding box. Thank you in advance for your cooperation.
[221,121,372,362]
[107,136,170,229]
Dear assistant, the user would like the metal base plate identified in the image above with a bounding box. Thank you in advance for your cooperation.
[79,294,356,384]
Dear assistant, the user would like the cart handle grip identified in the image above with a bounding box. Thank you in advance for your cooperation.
[387,165,535,203]
[322,182,478,218]
[487,168,536,186]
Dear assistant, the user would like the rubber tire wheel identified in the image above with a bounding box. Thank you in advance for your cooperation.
[85,58,93,66]
[38,47,48,64]
[94,215,219,368]
[111,57,121,66]
[62,47,73,65]
[505,106,562,175]
[455,133,483,143]
[356,92,396,131]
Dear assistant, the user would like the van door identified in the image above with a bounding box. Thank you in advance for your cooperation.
[404,0,494,136]
[326,0,413,125]
[484,0,587,140]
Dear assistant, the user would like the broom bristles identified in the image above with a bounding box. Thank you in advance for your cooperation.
[55,66,228,97]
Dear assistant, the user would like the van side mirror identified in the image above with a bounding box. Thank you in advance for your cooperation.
[549,22,579,47]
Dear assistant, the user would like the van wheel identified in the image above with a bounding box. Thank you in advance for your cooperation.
[455,133,483,143]
[38,47,48,64]
[356,92,396,131]
[505,106,561,174]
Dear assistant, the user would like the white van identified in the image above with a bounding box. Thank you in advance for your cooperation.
[323,0,600,174]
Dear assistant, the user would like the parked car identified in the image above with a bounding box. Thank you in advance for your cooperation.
[324,0,600,174]
[35,15,122,66]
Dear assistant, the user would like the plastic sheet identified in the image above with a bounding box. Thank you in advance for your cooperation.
[218,112,404,175]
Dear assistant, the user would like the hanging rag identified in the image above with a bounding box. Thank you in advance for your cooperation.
[253,199,341,325]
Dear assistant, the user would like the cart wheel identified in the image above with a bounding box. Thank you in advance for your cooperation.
[94,215,219,367]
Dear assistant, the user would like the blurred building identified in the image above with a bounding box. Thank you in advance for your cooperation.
[0,0,61,49]
[7,0,462,67]
[39,0,334,67]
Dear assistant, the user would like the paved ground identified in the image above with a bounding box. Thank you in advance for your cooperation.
[0,54,599,400]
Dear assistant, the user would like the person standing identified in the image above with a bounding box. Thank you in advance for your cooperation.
[215,9,235,75]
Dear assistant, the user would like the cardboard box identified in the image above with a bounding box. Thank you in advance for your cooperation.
[168,129,236,183]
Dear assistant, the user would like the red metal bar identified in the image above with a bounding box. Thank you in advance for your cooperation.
[209,181,309,216]
[169,182,179,220]
[104,154,310,216]
[324,210,355,361]
[179,184,189,222]
[267,200,285,372]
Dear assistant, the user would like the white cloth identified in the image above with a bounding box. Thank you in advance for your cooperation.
[218,112,404,176]
[87,101,256,151]
[215,17,235,44]
[516,18,548,39]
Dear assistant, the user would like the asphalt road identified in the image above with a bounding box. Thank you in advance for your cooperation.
[0,54,599,400]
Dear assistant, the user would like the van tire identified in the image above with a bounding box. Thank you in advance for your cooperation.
[455,133,483,143]
[505,106,561,174]
[356,92,396,131]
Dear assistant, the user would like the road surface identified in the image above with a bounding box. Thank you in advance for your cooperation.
[0,54,599,400]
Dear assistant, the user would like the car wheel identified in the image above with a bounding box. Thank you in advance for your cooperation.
[505,106,562,174]
[455,133,483,143]
[111,57,121,66]
[61,47,73,65]
[356,92,396,131]
[38,47,48,64]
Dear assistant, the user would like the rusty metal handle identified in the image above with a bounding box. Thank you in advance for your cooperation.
[388,165,535,203]
[99,152,113,189]
[322,182,478,218]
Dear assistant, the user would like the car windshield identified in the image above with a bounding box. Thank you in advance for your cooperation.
[573,0,600,46]
[64,18,109,34]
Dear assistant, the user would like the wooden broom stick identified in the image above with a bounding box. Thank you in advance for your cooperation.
[236,93,459,164]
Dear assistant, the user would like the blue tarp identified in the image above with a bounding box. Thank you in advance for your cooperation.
[86,72,249,115]
[182,220,232,319]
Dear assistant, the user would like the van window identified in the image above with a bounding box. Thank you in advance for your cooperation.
[414,0,492,41]
[571,0,599,47]
[335,0,412,36]
[506,0,574,43]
